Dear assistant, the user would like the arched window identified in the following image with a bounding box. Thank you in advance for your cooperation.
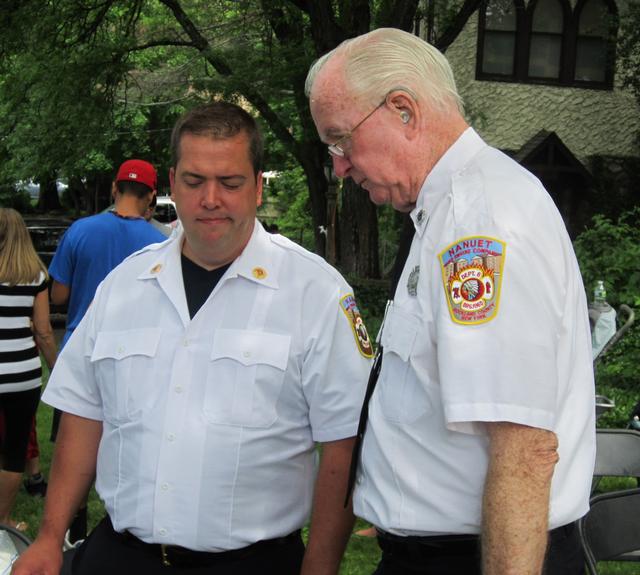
[475,0,616,88]
[574,0,615,83]
[528,0,564,79]
[479,0,518,77]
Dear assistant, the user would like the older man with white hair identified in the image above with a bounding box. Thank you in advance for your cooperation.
[307,28,595,575]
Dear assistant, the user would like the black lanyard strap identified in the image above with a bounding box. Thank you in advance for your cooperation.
[344,343,384,508]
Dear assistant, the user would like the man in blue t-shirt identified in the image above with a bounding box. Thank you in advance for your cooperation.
[50,159,167,349]
[48,158,166,544]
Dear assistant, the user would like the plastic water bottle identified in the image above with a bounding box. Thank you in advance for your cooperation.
[593,280,607,305]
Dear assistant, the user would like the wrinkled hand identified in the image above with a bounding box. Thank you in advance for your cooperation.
[11,538,63,575]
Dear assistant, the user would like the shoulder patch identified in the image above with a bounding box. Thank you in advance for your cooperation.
[439,236,506,325]
[340,294,374,358]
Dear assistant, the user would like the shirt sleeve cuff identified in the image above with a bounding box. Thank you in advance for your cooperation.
[42,393,104,422]
[311,420,359,443]
[445,402,555,435]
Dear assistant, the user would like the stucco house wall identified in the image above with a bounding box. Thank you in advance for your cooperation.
[444,10,640,165]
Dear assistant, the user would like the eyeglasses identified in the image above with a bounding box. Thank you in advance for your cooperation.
[327,98,387,158]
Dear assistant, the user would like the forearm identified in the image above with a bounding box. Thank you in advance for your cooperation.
[36,413,101,544]
[31,290,58,370]
[301,438,356,575]
[50,281,70,306]
[482,422,558,575]
[34,331,57,371]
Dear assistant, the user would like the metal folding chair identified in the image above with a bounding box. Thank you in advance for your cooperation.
[0,524,31,574]
[579,488,640,574]
[592,429,640,493]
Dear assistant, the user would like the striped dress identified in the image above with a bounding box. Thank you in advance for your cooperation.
[0,272,47,393]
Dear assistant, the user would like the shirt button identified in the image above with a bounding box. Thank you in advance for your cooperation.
[159,528,167,536]
[175,386,183,394]
[182,339,189,347]
[167,433,175,442]
[161,483,169,491]
[243,351,251,358]
[117,346,125,354]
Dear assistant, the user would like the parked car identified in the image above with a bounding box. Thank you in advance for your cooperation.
[24,217,71,267]
[24,216,72,322]
[154,195,178,224]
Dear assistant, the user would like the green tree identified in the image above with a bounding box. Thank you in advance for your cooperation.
[573,208,640,418]
[0,0,482,274]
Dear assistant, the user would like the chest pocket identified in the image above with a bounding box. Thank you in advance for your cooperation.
[377,306,432,424]
[203,329,291,428]
[90,328,162,422]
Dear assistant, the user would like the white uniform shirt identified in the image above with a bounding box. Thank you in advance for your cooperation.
[44,222,371,551]
[354,128,596,535]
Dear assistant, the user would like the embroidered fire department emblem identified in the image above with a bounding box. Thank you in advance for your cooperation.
[439,236,506,325]
[340,294,374,358]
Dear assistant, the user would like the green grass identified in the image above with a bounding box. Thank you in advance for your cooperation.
[10,369,638,574]
[14,401,104,541]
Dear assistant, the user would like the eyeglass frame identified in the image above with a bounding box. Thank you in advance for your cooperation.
[327,95,389,158]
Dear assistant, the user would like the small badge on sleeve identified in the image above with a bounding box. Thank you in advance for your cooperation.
[340,294,374,358]
[439,236,506,325]
[407,265,420,296]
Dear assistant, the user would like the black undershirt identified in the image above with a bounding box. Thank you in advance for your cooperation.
[181,254,232,319]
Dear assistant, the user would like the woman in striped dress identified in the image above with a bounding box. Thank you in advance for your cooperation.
[0,208,57,531]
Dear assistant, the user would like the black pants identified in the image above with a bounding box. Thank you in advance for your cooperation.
[0,387,40,472]
[71,517,305,575]
[372,522,585,575]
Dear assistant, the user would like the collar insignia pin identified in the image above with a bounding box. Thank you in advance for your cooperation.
[407,265,420,296]
[150,264,162,274]
[252,267,267,280]
[417,209,425,224]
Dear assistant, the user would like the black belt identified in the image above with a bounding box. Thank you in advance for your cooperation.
[111,522,301,568]
[377,520,576,552]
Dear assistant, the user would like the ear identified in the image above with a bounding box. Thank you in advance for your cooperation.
[111,182,118,202]
[387,90,420,139]
[169,167,176,202]
[256,171,263,208]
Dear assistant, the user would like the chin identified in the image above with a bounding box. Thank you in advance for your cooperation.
[391,199,415,213]
[366,187,390,206]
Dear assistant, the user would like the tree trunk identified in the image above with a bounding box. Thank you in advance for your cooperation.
[36,173,62,212]
[85,173,112,214]
[68,175,84,216]
[338,180,380,277]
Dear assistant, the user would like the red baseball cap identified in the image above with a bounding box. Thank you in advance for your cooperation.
[115,159,157,191]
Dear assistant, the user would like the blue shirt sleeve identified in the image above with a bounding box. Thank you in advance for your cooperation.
[48,226,75,286]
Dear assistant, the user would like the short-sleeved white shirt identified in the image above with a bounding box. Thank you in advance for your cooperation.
[354,128,595,535]
[43,222,371,551]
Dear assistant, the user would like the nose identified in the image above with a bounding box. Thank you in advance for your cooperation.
[332,155,351,179]
[201,182,219,209]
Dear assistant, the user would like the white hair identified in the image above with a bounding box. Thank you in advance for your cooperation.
[306,28,464,114]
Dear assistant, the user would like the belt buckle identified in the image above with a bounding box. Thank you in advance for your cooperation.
[160,544,172,567]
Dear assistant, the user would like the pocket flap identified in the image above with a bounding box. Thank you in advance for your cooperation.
[211,329,290,370]
[91,328,162,361]
[380,306,419,362]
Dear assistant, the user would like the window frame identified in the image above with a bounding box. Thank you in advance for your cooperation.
[476,0,526,82]
[569,0,618,88]
[524,0,570,83]
[475,0,617,89]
